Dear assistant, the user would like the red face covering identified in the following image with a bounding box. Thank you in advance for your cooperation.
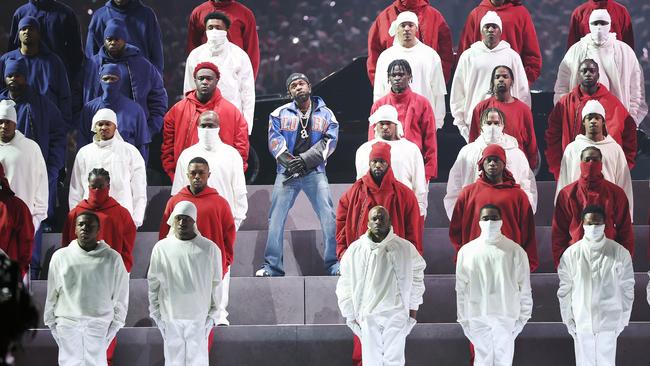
[87,187,110,207]
[579,160,603,182]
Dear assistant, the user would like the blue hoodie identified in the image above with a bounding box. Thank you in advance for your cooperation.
[83,43,168,137]
[85,0,164,73]
[8,0,83,80]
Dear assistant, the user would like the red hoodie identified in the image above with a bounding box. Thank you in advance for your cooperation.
[336,167,422,259]
[567,0,634,50]
[544,83,637,179]
[159,186,236,275]
[186,0,260,78]
[449,171,538,271]
[457,0,541,84]
[0,172,34,276]
[552,164,633,268]
[366,0,454,83]
[62,195,137,272]
[161,88,249,179]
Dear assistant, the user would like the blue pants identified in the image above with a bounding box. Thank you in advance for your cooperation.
[262,171,339,276]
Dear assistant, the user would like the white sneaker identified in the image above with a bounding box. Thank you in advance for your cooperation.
[255,268,271,277]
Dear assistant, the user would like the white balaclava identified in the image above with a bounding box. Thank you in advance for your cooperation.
[197,125,221,151]
[589,9,612,45]
[479,219,503,242]
[206,27,228,53]
[482,123,505,144]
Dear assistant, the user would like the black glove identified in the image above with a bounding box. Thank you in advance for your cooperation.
[287,157,307,175]
[277,151,295,170]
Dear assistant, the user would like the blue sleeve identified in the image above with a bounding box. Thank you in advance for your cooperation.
[45,101,66,175]
[268,111,288,158]
[7,11,20,51]
[147,10,164,73]
[85,15,102,59]
[53,55,73,130]
[62,10,84,74]
[78,103,95,146]
[134,103,151,147]
[145,63,168,136]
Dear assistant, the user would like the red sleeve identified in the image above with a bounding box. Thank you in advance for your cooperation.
[544,103,564,179]
[335,191,350,260]
[186,11,204,54]
[366,19,383,85]
[620,11,635,49]
[242,11,260,79]
[521,106,539,170]
[520,13,542,83]
[61,210,77,247]
[551,190,572,269]
[457,12,478,63]
[161,109,177,180]
[16,200,34,275]
[158,198,174,240]
[121,213,137,273]
[434,16,454,83]
[404,192,423,255]
[233,110,250,171]
[621,115,637,169]
[368,102,379,140]
[448,189,466,255]
[421,102,438,180]
[614,191,634,257]
[468,103,483,142]
[520,195,538,272]
[220,202,236,270]
[566,10,581,49]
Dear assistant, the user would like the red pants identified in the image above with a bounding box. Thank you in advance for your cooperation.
[106,337,117,365]
[352,335,362,366]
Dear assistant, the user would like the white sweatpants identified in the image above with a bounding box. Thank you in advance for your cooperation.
[467,317,517,366]
[359,310,414,366]
[55,318,110,366]
[161,319,210,366]
[574,331,617,366]
[217,268,231,324]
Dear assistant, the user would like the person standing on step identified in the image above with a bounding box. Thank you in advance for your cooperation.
[149,201,223,366]
[558,204,634,366]
[456,204,532,366]
[256,73,339,277]
[44,211,129,366]
[567,0,634,50]
[336,205,426,366]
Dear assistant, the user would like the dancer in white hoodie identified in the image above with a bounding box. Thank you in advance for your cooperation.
[557,204,634,366]
[451,11,530,141]
[456,203,532,366]
[44,211,129,366]
[444,107,537,219]
[336,205,426,366]
[148,201,223,366]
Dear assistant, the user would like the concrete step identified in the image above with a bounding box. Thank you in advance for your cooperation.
[41,226,650,278]
[14,323,650,366]
[139,181,650,232]
[28,274,650,328]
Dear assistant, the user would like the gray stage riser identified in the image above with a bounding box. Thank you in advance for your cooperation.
[40,226,650,279]
[139,181,650,231]
[28,274,650,328]
[14,323,650,366]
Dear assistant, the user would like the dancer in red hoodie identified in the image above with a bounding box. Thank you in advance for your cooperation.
[458,0,541,84]
[0,164,33,276]
[567,0,634,50]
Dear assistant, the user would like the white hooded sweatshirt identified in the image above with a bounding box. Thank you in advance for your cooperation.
[0,131,48,230]
[44,240,129,333]
[373,40,447,128]
[183,32,255,134]
[555,134,633,218]
[336,228,426,321]
[171,129,248,230]
[355,138,428,217]
[451,40,531,140]
[554,33,648,126]
[455,226,532,325]
[444,133,537,219]
[557,234,634,334]
[69,129,147,227]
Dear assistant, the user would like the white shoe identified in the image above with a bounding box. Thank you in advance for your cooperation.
[255,268,271,277]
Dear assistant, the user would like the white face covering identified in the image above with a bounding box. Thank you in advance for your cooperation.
[206,29,227,47]
[589,22,611,45]
[479,220,502,241]
[583,224,606,241]
[482,124,504,143]
[197,127,220,151]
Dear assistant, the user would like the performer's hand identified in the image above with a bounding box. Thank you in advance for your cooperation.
[50,326,60,346]
[566,319,577,337]
[346,319,362,339]
[512,320,525,337]
[287,157,306,173]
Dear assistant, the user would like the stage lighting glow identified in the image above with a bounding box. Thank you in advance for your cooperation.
[292,37,300,44]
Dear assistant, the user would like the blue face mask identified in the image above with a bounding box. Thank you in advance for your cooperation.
[100,75,122,104]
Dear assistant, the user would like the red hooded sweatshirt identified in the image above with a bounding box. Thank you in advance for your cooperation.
[161,88,249,179]
[62,189,137,272]
[159,186,236,275]
[449,145,538,271]
[567,0,634,50]
[366,0,454,83]
[369,87,438,180]
[552,161,633,268]
[336,168,422,259]
[544,83,637,179]
[469,96,538,170]
[457,0,542,84]
[186,0,260,78]
[0,168,34,276]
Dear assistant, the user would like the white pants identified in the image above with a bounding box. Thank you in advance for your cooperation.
[359,310,415,366]
[216,268,231,324]
[466,317,517,366]
[55,318,110,366]
[574,331,617,366]
[161,319,210,366]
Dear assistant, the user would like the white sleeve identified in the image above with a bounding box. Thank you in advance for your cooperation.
[32,150,49,228]
[68,154,85,211]
[208,247,223,321]
[231,154,248,230]
[129,148,147,227]
[516,249,533,323]
[411,148,428,217]
[444,154,467,220]
[618,249,635,327]
[628,55,648,126]
[355,145,368,180]
[147,246,162,321]
[409,245,426,310]
[614,147,634,221]
[373,55,388,102]
[433,94,446,130]
[556,253,575,326]
[511,152,538,214]
[170,155,186,195]
[554,54,573,105]
[112,258,129,329]
[335,250,355,320]
[450,55,468,129]
[43,255,60,328]
[183,54,196,94]
[646,271,650,306]
[430,53,447,129]
[554,151,572,204]
[239,51,256,135]
[511,53,531,107]
[454,249,469,323]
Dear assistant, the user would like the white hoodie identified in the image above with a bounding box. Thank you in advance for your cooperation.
[374,40,447,128]
[557,235,634,334]
[555,134,633,219]
[554,33,648,126]
[451,40,531,140]
[444,133,537,219]
[336,228,426,321]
